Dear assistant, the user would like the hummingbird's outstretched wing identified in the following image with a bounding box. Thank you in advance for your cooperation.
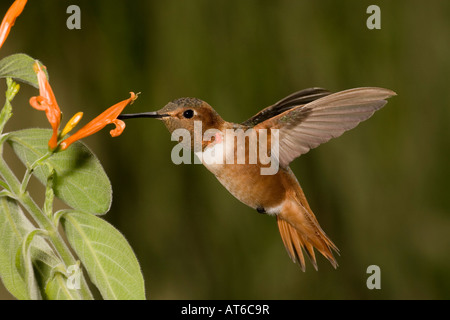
[255,87,396,168]
[241,88,331,127]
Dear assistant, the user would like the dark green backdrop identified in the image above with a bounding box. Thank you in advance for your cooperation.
[0,0,449,299]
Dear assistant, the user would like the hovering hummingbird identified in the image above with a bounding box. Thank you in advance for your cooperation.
[119,87,396,271]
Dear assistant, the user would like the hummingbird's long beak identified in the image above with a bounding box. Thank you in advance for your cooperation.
[118,112,169,120]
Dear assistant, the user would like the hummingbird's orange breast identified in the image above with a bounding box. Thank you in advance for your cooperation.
[214,163,292,213]
[196,128,292,213]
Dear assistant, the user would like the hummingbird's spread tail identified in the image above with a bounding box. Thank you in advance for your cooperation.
[277,184,339,271]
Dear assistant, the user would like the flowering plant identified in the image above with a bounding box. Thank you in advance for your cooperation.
[0,0,145,300]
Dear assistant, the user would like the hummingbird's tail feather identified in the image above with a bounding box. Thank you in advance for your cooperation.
[277,185,340,270]
[277,217,307,271]
[277,215,339,270]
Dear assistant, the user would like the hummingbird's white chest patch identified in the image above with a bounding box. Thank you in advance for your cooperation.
[194,132,231,173]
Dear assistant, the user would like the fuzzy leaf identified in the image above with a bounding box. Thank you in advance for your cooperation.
[44,273,83,300]
[0,54,46,89]
[0,197,77,300]
[61,212,146,300]
[8,128,112,215]
[0,197,32,299]
[17,230,44,300]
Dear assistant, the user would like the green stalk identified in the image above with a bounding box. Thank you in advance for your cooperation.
[20,151,53,194]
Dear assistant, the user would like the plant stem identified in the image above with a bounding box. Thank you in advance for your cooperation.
[0,156,93,299]
[20,151,53,194]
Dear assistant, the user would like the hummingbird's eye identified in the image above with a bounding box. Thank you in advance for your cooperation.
[183,109,194,119]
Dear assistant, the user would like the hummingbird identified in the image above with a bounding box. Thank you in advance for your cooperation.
[118,87,396,271]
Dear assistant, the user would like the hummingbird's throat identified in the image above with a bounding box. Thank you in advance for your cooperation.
[213,132,223,144]
[201,131,223,150]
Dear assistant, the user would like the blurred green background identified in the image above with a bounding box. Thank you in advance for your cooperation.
[0,0,449,299]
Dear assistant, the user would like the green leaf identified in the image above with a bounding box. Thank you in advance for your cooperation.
[0,197,32,299]
[42,261,84,300]
[0,197,86,300]
[0,197,74,300]
[16,229,46,300]
[61,212,146,300]
[8,128,112,215]
[44,273,83,300]
[0,54,45,89]
[32,249,84,300]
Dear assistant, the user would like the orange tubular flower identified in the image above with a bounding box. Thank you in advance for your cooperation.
[29,63,62,150]
[0,0,27,50]
[59,93,138,151]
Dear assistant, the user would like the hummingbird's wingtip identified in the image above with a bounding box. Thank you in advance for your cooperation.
[384,88,397,97]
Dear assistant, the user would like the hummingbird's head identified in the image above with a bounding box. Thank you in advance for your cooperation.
[118,97,225,147]
[157,98,224,135]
